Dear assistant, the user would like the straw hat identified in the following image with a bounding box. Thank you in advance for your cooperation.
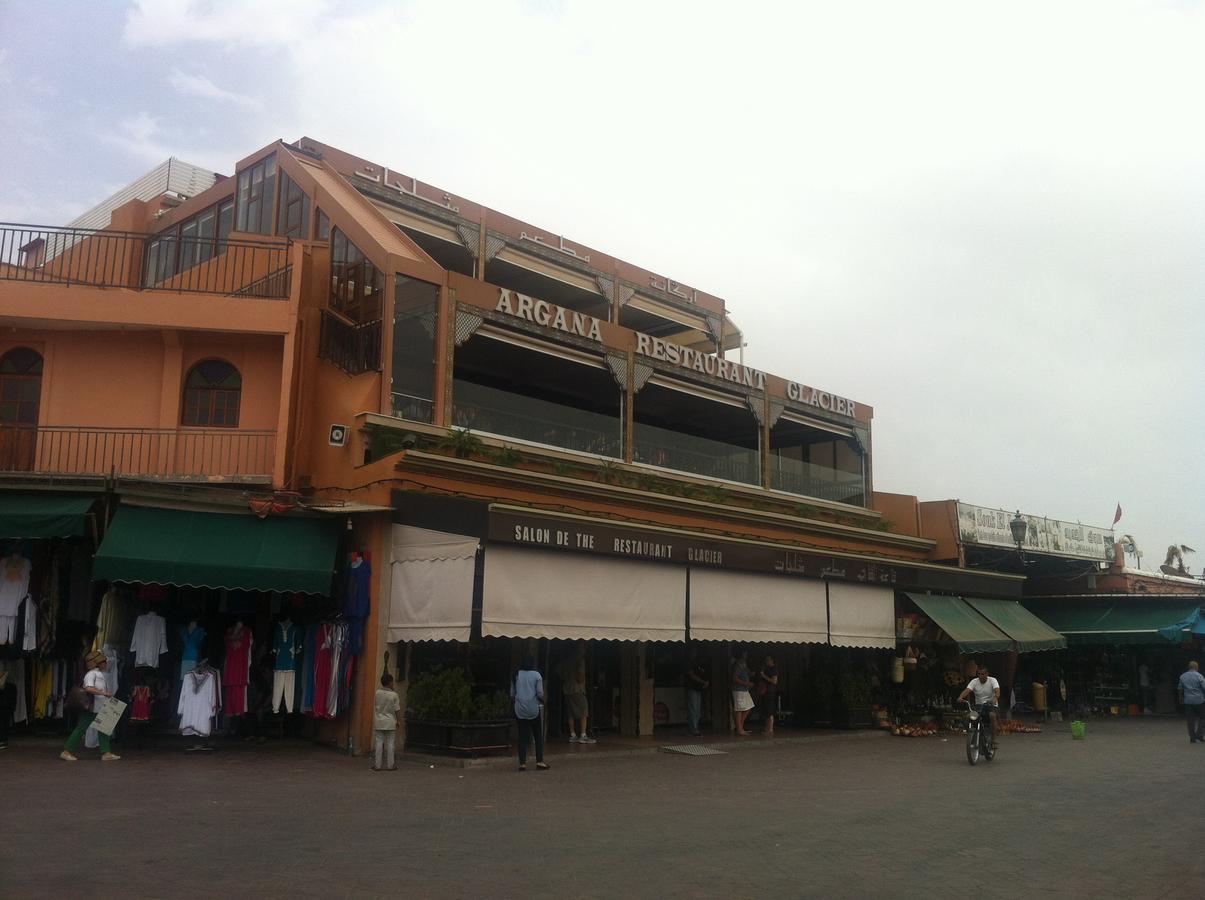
[85,650,106,669]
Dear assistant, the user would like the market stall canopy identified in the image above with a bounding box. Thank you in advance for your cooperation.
[691,568,827,644]
[0,492,97,538]
[962,596,1066,652]
[482,545,686,641]
[389,525,479,643]
[828,582,895,649]
[1023,597,1204,645]
[903,592,1013,654]
[93,506,340,595]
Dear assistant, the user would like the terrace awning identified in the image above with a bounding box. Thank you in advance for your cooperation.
[690,568,828,644]
[0,492,97,539]
[828,582,895,649]
[93,506,339,595]
[903,592,1013,654]
[962,596,1067,652]
[1023,597,1203,645]
[388,525,479,643]
[482,545,686,642]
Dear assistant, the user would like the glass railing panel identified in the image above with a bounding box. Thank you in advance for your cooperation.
[633,421,759,486]
[452,380,621,458]
[770,457,865,505]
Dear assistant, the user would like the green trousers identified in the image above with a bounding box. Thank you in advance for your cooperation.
[64,711,111,753]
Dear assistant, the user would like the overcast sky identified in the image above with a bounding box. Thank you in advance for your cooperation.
[2,0,1201,571]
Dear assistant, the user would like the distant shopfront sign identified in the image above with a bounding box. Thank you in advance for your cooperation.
[489,507,1021,597]
[956,503,1113,560]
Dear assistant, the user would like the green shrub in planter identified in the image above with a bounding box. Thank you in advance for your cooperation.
[408,668,473,721]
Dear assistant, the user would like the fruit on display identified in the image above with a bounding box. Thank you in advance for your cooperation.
[890,722,939,737]
[996,720,1042,734]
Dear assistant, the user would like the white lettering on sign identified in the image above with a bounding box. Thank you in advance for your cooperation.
[495,289,603,342]
[786,381,857,419]
[613,537,674,560]
[635,333,765,391]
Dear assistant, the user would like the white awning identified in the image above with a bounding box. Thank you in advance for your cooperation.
[689,568,827,644]
[482,546,686,641]
[828,581,896,649]
[388,525,479,643]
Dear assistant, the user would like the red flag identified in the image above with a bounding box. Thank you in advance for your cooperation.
[1112,503,1122,526]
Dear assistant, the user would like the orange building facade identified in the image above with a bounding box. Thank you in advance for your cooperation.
[0,139,1022,755]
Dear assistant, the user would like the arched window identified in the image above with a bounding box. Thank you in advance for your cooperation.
[182,359,241,428]
[0,347,44,425]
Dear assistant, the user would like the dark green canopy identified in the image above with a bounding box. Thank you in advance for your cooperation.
[904,592,1013,653]
[0,492,97,538]
[94,506,339,595]
[963,596,1066,652]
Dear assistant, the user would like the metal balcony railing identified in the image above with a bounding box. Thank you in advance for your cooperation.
[319,309,382,374]
[0,425,276,481]
[0,223,292,299]
[633,422,760,486]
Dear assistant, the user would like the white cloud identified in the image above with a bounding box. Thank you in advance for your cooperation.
[54,0,1205,560]
[168,69,261,109]
[123,0,332,48]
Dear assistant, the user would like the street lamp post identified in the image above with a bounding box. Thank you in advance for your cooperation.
[1009,511,1028,562]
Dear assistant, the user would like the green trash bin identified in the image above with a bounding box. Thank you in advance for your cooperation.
[1071,720,1086,740]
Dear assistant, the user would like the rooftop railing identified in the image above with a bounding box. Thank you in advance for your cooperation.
[0,223,292,299]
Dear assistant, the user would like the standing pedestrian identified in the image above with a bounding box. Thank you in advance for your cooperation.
[684,646,709,736]
[61,650,121,761]
[1178,661,1205,743]
[756,654,779,736]
[731,650,754,736]
[372,672,401,771]
[560,641,595,743]
[512,656,550,771]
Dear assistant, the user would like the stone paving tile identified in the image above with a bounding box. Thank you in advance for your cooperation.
[3,718,1203,898]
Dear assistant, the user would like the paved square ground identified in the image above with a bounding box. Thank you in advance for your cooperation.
[3,718,1201,898]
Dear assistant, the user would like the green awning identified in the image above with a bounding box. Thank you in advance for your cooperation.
[0,492,97,538]
[963,596,1066,652]
[93,506,340,595]
[1022,598,1203,646]
[903,592,1013,653]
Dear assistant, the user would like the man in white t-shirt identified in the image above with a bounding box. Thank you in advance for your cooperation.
[958,666,1002,747]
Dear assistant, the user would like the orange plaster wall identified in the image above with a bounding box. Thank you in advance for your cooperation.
[871,491,922,538]
[918,500,961,561]
[0,330,283,430]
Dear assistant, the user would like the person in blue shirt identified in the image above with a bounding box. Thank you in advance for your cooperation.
[511,656,549,772]
[1178,661,1205,743]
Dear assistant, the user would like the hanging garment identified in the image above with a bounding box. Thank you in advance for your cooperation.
[177,669,221,736]
[222,625,253,716]
[311,623,334,718]
[300,622,318,714]
[33,660,53,718]
[0,555,32,619]
[67,543,92,622]
[38,560,59,655]
[20,596,37,652]
[130,684,152,722]
[272,621,301,673]
[130,612,169,668]
[180,624,206,679]
[344,559,371,657]
[324,620,349,719]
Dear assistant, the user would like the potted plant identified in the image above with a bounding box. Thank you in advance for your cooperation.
[405,668,512,755]
[835,673,873,729]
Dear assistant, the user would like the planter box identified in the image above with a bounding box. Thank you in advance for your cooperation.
[405,719,512,756]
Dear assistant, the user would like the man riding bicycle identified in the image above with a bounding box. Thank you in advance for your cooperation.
[957,666,1001,748]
